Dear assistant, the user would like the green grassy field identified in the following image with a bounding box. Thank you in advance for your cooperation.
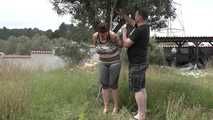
[0,64,213,120]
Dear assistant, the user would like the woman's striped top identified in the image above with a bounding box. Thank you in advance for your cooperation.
[95,32,121,63]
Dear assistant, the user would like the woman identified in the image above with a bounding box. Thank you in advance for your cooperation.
[92,22,122,113]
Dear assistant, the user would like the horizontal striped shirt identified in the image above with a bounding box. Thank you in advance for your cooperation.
[95,33,121,63]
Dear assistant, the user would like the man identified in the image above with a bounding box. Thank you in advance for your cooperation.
[122,9,150,120]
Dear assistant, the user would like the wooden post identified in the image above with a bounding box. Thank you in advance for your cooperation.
[194,41,201,69]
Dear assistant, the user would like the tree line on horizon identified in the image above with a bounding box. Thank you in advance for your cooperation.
[0,23,93,64]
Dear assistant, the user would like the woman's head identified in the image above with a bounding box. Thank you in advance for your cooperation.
[97,22,109,33]
[96,22,110,39]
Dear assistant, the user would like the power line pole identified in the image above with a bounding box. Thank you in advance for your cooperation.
[167,0,185,36]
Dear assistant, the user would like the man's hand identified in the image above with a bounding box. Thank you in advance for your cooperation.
[122,25,127,42]
[115,9,135,27]
[121,24,127,36]
[114,9,126,17]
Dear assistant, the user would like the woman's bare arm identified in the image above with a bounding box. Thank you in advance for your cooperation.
[92,32,98,47]
[110,31,123,47]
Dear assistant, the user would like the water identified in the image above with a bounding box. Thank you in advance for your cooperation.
[0,54,66,71]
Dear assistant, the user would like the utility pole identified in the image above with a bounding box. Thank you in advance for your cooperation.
[167,0,185,36]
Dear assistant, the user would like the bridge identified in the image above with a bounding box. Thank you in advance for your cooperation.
[155,36,213,68]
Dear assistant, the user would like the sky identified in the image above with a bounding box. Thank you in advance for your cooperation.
[0,0,213,35]
[181,0,213,36]
[0,0,70,31]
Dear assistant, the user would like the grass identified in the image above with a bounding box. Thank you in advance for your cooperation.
[146,66,213,120]
[0,64,213,120]
[0,63,31,120]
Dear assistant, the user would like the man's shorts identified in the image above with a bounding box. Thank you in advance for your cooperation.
[99,62,121,89]
[129,64,148,92]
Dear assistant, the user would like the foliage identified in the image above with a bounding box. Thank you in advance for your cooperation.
[148,37,166,65]
[0,35,52,55]
[0,23,93,43]
[51,0,176,30]
[0,27,44,40]
[55,39,90,64]
[56,23,93,43]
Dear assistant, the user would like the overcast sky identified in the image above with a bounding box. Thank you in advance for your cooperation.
[182,0,213,36]
[0,0,70,31]
[0,0,213,36]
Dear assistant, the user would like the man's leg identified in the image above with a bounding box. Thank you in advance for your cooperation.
[129,64,147,120]
[135,88,146,120]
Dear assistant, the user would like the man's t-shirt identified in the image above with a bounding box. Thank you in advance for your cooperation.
[127,24,150,64]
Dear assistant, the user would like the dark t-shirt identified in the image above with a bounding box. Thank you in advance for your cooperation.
[127,24,150,64]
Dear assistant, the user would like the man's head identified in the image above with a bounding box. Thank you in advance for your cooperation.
[135,8,148,24]
[96,22,109,39]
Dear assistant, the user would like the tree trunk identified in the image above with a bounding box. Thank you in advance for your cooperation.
[106,0,112,29]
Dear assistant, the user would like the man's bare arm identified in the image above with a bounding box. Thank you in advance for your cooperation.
[122,27,134,48]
